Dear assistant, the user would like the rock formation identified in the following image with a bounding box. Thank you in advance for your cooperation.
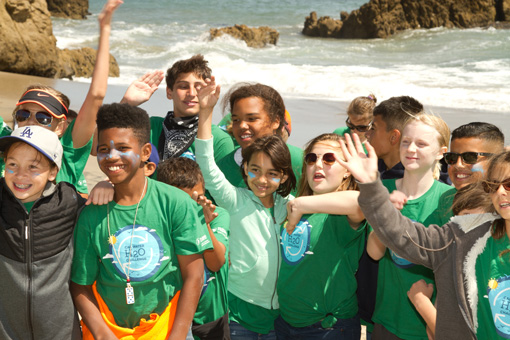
[210,24,279,48]
[303,0,508,39]
[46,0,89,19]
[0,0,118,79]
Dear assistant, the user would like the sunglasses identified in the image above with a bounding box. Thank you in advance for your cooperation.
[443,152,493,165]
[15,109,53,126]
[305,152,336,166]
[345,118,373,132]
[482,178,510,193]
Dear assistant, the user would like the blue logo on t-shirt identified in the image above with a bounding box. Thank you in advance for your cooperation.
[389,249,415,269]
[488,275,510,338]
[108,224,166,281]
[281,220,311,265]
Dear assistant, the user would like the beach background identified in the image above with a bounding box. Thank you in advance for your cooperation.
[1,0,509,191]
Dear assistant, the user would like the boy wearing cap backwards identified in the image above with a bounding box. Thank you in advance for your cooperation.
[0,125,86,340]
[1,0,123,196]
[71,103,212,340]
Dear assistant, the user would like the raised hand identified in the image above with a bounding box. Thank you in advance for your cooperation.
[121,70,165,106]
[192,191,218,224]
[197,76,221,114]
[98,0,123,29]
[337,133,379,183]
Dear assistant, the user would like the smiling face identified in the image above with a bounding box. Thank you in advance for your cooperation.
[96,128,150,185]
[448,137,496,190]
[305,141,349,195]
[243,151,287,207]
[4,142,58,203]
[166,72,206,118]
[489,165,510,223]
[231,97,280,150]
[399,120,445,175]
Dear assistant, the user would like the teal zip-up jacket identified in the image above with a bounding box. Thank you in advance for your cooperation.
[195,137,293,310]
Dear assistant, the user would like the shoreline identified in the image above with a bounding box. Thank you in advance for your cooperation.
[1,70,508,190]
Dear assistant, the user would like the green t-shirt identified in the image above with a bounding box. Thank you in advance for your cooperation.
[228,291,280,334]
[475,233,510,339]
[278,213,366,327]
[333,126,367,153]
[71,178,212,328]
[216,144,303,196]
[149,116,235,164]
[194,206,230,326]
[372,179,453,340]
[23,201,35,213]
[0,120,92,192]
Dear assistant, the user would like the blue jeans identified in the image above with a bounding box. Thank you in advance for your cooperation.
[274,315,360,340]
[230,321,276,340]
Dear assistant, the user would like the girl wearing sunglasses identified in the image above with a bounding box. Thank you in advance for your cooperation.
[275,133,367,339]
[2,0,122,196]
[333,94,376,145]
[195,78,297,339]
[340,130,510,339]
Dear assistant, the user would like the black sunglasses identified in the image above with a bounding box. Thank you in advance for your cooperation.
[15,109,53,126]
[482,178,510,193]
[345,118,373,132]
[305,152,336,166]
[443,152,493,165]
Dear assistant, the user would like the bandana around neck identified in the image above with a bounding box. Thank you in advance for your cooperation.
[159,111,199,160]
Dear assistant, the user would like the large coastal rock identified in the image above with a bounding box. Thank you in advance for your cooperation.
[0,0,118,79]
[210,24,279,48]
[46,0,89,19]
[304,0,505,39]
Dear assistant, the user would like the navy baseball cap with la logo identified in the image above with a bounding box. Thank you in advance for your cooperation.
[0,126,63,169]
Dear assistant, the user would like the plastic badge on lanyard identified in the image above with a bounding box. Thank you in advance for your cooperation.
[126,284,135,305]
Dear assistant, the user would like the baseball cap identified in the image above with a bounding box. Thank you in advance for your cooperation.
[16,89,68,119]
[0,126,63,170]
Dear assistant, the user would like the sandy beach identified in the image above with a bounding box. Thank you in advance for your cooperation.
[1,70,508,192]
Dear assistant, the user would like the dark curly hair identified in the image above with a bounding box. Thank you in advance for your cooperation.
[157,157,204,190]
[166,54,212,90]
[96,103,150,146]
[241,135,296,197]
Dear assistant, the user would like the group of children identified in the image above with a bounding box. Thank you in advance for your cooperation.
[1,2,510,340]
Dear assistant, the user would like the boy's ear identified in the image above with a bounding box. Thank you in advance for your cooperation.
[389,129,401,146]
[48,166,58,182]
[141,143,152,163]
[166,87,174,101]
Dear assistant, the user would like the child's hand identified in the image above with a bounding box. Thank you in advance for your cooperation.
[407,279,434,307]
[389,190,408,210]
[121,70,164,106]
[192,192,218,224]
[337,133,378,183]
[285,199,303,235]
[86,180,114,205]
[98,0,123,28]
[197,76,221,113]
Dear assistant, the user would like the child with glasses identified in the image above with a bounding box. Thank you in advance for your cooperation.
[2,0,122,196]
[445,122,504,190]
[333,94,376,145]
[273,133,367,339]
[340,130,510,340]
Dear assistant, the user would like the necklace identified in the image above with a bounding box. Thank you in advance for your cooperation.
[107,177,148,305]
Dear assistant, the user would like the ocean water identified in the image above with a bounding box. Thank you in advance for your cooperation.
[52,0,510,114]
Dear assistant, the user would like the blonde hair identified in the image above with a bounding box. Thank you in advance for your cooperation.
[404,113,450,180]
[297,133,358,197]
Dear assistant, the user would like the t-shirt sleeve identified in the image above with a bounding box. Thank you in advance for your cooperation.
[57,120,93,192]
[170,193,213,256]
[71,208,100,285]
[210,207,230,248]
[211,125,236,162]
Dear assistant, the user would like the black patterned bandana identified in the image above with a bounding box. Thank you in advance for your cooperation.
[158,112,199,160]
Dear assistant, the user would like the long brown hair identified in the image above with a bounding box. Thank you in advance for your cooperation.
[484,151,510,240]
[297,133,358,197]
